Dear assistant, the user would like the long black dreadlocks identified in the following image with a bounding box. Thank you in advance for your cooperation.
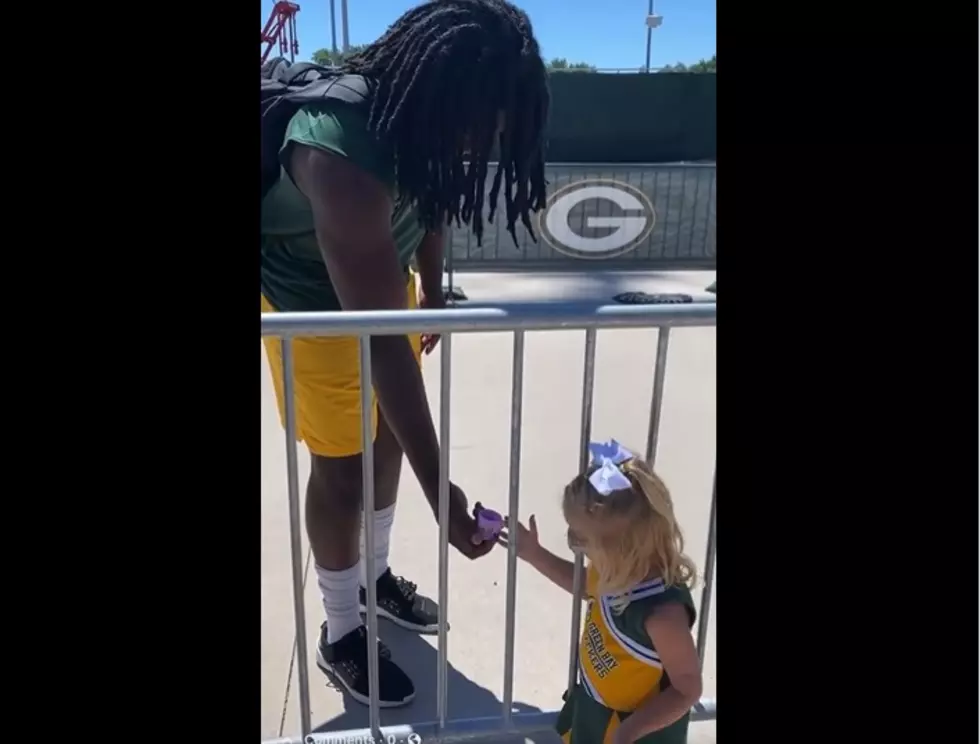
[340,0,549,246]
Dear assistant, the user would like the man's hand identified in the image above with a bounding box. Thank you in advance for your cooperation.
[443,482,494,559]
[418,286,446,355]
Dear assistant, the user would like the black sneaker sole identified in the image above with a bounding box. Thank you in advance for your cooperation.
[315,646,416,708]
[358,603,441,634]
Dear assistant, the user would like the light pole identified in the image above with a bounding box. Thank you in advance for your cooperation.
[340,0,350,52]
[644,0,663,72]
[330,0,338,53]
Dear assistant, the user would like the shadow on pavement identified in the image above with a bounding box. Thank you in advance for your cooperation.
[446,269,715,306]
[314,618,546,735]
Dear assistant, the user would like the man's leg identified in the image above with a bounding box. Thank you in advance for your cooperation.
[306,453,362,643]
[356,413,440,633]
[261,296,415,708]
[306,451,415,707]
[358,411,401,586]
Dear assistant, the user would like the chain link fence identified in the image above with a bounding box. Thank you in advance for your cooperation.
[447,163,716,271]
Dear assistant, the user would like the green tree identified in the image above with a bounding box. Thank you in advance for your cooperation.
[547,57,596,72]
[688,55,716,73]
[310,44,367,66]
[661,54,715,73]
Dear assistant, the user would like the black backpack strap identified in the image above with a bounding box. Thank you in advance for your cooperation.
[279,62,330,85]
[283,73,372,108]
[262,56,297,80]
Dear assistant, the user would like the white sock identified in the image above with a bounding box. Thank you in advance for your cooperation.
[315,564,362,645]
[358,503,396,588]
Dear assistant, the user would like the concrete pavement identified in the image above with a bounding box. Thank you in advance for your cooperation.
[261,271,717,743]
[446,269,716,305]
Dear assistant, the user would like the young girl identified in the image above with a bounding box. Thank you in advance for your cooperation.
[499,440,703,744]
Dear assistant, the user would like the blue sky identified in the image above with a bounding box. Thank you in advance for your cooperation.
[261,0,715,70]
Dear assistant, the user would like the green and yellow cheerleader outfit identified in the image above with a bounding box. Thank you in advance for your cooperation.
[556,565,697,744]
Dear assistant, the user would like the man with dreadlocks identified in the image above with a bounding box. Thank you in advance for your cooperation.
[261,0,548,707]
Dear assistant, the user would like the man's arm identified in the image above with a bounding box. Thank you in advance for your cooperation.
[290,144,441,502]
[414,229,445,301]
[414,229,446,354]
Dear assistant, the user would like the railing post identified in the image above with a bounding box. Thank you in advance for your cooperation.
[566,328,597,691]
[502,331,526,725]
[445,226,453,296]
[436,334,453,729]
[695,468,717,668]
[358,336,382,736]
[280,338,311,738]
[704,169,716,259]
[645,327,671,464]
[686,169,702,257]
[660,169,673,257]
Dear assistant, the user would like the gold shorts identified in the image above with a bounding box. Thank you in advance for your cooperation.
[261,272,422,457]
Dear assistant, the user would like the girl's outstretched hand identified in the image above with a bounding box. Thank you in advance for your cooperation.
[497,514,542,562]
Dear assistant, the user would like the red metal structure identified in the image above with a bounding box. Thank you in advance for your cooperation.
[261,2,300,65]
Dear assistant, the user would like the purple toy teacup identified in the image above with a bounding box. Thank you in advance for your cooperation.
[473,502,503,542]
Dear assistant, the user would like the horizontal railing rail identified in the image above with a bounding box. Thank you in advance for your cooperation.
[268,698,718,744]
[261,301,716,338]
[261,301,717,744]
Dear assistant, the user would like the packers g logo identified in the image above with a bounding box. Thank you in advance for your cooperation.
[538,179,656,260]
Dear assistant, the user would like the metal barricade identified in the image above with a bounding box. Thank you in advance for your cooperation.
[261,302,717,744]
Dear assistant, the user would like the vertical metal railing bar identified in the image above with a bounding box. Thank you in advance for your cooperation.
[567,555,585,688]
[687,170,701,259]
[704,169,716,257]
[576,176,589,240]
[436,334,453,728]
[445,228,455,303]
[281,338,312,738]
[695,468,716,669]
[493,197,503,261]
[566,328,597,691]
[645,328,671,465]
[358,337,382,735]
[502,330,526,726]
[637,168,648,263]
[465,217,474,268]
[522,199,534,255]
[650,169,662,260]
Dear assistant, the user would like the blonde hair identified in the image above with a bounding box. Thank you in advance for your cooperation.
[563,453,697,610]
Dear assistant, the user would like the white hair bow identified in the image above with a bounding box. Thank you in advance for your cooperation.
[587,439,633,495]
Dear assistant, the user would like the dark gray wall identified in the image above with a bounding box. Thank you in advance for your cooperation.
[546,73,716,163]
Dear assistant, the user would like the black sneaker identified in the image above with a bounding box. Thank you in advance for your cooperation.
[315,624,415,708]
[359,568,441,634]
